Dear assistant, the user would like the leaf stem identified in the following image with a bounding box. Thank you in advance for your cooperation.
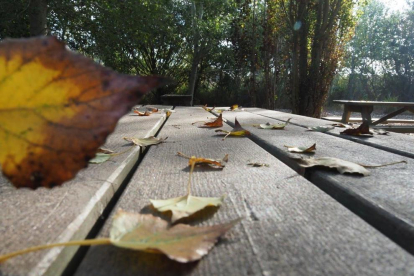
[177,152,191,159]
[0,238,111,263]
[187,159,196,195]
[110,146,134,157]
[359,160,407,168]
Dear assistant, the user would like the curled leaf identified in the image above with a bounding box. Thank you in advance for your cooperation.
[123,136,167,147]
[177,152,228,168]
[0,36,167,188]
[134,110,152,116]
[193,114,223,128]
[97,147,115,154]
[146,107,159,113]
[373,129,389,135]
[285,143,316,153]
[247,162,269,167]
[229,104,239,111]
[202,104,215,112]
[215,118,251,141]
[340,122,373,136]
[294,157,370,176]
[110,210,240,263]
[151,194,225,222]
[259,118,292,129]
[307,126,335,133]
[331,123,351,128]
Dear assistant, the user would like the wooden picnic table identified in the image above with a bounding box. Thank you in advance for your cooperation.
[1,106,414,276]
[333,100,414,125]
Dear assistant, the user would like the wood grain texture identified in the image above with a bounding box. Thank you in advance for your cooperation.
[75,107,414,276]
[0,106,171,276]
[216,108,414,254]
[248,108,414,159]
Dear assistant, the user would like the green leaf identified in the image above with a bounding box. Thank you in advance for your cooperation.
[89,153,112,164]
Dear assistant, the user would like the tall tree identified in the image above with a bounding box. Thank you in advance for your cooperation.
[279,0,359,117]
[29,0,48,36]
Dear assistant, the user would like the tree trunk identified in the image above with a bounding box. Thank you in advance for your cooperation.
[189,1,203,106]
[29,0,48,36]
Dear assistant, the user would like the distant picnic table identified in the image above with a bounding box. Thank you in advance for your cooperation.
[333,100,414,125]
[1,106,414,275]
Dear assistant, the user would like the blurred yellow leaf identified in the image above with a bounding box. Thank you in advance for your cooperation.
[0,36,166,188]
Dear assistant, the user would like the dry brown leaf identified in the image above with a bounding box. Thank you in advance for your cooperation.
[285,143,316,153]
[202,104,215,112]
[307,126,335,132]
[340,122,373,136]
[146,107,159,113]
[193,114,224,128]
[294,157,370,176]
[0,210,240,264]
[110,210,240,262]
[134,110,152,116]
[0,36,167,188]
[151,194,225,222]
[152,154,227,221]
[247,162,269,167]
[124,136,167,147]
[177,152,228,168]
[259,118,292,129]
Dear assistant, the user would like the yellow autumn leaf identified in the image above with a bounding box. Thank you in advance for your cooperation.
[0,36,167,188]
[215,118,250,140]
[151,155,226,221]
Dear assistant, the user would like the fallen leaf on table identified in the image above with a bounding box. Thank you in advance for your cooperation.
[177,152,228,168]
[294,157,370,176]
[331,123,351,128]
[202,104,215,112]
[0,210,240,264]
[97,148,115,154]
[193,114,223,128]
[259,118,292,129]
[124,136,167,147]
[373,129,389,135]
[0,36,167,189]
[160,108,175,117]
[152,155,226,221]
[151,194,225,223]
[134,110,152,116]
[215,118,251,140]
[89,147,133,164]
[285,143,316,153]
[340,122,373,136]
[247,162,269,167]
[110,210,239,262]
[89,153,112,164]
[230,104,238,110]
[307,126,335,133]
[146,107,159,113]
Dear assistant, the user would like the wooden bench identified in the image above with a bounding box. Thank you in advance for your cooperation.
[1,107,414,275]
[333,100,414,125]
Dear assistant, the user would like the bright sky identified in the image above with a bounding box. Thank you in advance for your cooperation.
[379,0,410,12]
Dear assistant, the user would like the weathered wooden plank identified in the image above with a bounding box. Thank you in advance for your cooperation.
[0,106,171,276]
[248,108,414,159]
[75,107,414,276]
[214,109,414,254]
